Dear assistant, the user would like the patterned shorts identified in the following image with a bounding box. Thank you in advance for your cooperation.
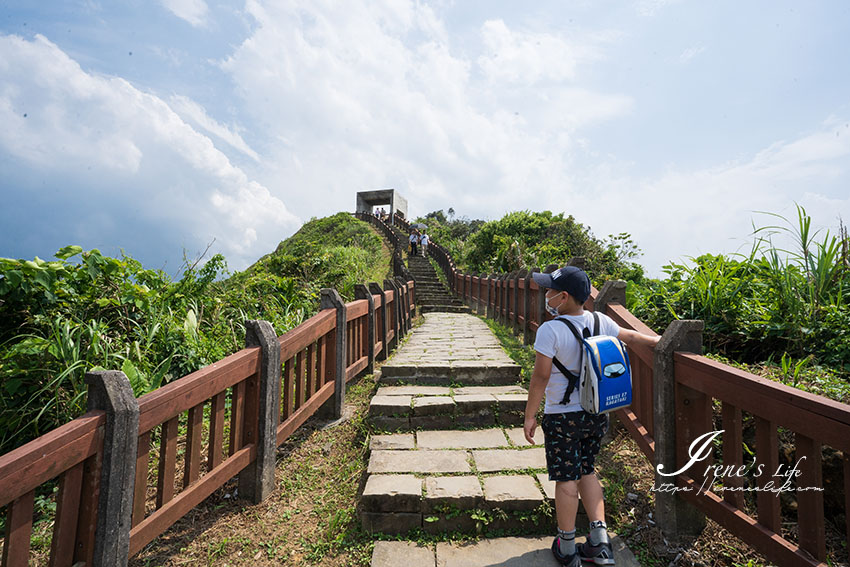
[541,411,609,482]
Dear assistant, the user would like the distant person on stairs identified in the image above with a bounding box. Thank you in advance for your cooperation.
[419,231,429,257]
[409,230,419,257]
[523,266,660,567]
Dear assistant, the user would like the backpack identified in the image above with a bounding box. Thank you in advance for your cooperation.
[550,312,632,414]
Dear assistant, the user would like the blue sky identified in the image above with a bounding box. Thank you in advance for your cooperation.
[2,1,849,276]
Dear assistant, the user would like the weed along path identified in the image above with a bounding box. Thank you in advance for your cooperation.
[364,313,639,567]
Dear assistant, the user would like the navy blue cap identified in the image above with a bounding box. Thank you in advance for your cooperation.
[531,266,591,302]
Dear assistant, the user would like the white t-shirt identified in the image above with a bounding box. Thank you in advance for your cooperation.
[409,234,418,244]
[534,310,621,414]
[420,234,429,246]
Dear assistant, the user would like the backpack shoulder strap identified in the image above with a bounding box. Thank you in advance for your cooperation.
[592,311,600,336]
[551,318,585,405]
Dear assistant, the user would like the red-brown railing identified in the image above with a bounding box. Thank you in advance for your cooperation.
[1,276,415,566]
[427,235,844,566]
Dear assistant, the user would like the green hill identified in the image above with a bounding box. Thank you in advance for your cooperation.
[0,213,392,452]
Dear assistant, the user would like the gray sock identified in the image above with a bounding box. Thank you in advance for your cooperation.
[589,520,609,546]
[557,528,575,555]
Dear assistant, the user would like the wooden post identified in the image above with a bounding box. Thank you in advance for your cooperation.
[320,289,347,418]
[654,320,707,541]
[523,269,535,344]
[84,370,139,567]
[384,279,400,351]
[370,282,388,361]
[355,285,376,374]
[239,320,281,503]
[513,270,525,334]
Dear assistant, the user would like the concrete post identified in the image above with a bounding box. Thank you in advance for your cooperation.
[384,279,400,350]
[355,285,376,374]
[568,256,586,270]
[523,270,535,345]
[595,280,627,315]
[320,289,347,418]
[85,370,139,567]
[239,320,281,503]
[370,282,389,361]
[654,320,707,541]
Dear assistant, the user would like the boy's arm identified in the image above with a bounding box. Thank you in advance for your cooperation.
[523,352,553,444]
[618,327,661,348]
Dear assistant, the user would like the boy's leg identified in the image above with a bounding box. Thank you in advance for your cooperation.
[575,414,615,565]
[555,480,580,531]
[577,473,605,522]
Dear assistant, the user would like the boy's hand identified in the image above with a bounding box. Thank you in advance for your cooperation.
[523,415,538,445]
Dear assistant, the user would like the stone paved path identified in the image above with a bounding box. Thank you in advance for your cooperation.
[379,313,520,385]
[365,312,639,566]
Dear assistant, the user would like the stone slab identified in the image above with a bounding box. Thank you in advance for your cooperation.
[453,413,496,428]
[412,397,456,416]
[416,535,640,567]
[417,429,507,450]
[452,394,496,412]
[493,393,527,412]
[505,427,544,447]
[411,415,455,430]
[453,386,527,396]
[376,386,451,397]
[498,412,525,426]
[423,476,483,512]
[370,416,410,431]
[370,395,412,416]
[371,433,415,450]
[362,474,423,512]
[361,511,421,535]
[372,541,435,567]
[483,475,544,511]
[368,450,472,474]
[472,448,547,472]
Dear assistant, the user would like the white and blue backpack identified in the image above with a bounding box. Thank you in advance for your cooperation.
[551,312,632,414]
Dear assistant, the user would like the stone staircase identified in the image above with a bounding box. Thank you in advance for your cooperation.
[362,311,640,566]
[407,254,469,313]
[362,313,575,536]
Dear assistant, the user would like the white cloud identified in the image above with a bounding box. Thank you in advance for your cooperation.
[477,19,597,85]
[169,95,260,161]
[635,0,681,17]
[562,120,850,276]
[160,0,209,27]
[0,33,299,269]
[219,1,630,223]
[679,46,705,63]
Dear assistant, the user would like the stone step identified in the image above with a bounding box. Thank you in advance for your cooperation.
[369,385,529,430]
[360,428,587,536]
[420,305,472,314]
[370,535,640,567]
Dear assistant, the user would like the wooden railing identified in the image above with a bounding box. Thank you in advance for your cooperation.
[0,278,415,566]
[426,237,845,566]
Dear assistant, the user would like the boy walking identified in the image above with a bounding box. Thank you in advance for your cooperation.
[524,266,659,566]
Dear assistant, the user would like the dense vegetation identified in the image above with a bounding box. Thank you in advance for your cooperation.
[0,213,391,453]
[418,206,850,397]
[418,209,643,281]
[628,207,850,378]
